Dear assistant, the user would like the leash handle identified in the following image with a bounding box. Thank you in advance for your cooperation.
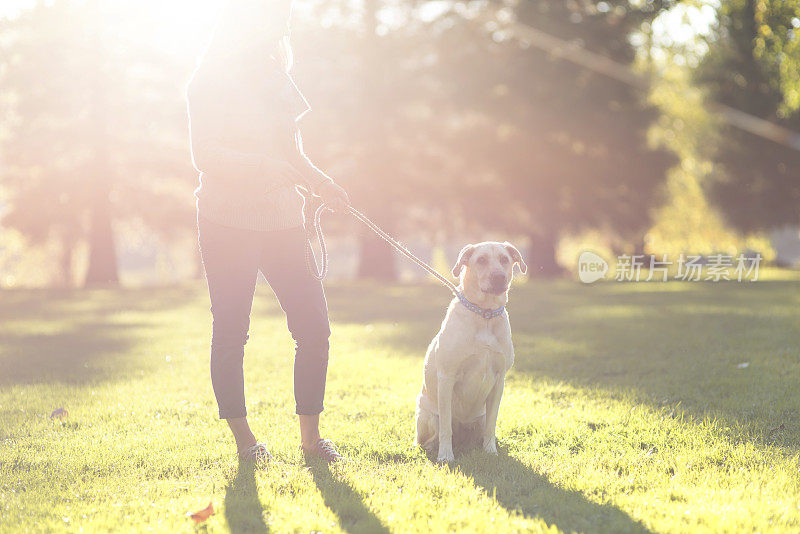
[299,186,330,281]
[296,185,459,295]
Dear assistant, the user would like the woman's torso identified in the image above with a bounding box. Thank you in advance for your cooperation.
[190,61,309,231]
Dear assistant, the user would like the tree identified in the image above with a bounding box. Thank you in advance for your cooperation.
[441,0,676,273]
[697,0,800,232]
[0,0,194,286]
[293,0,676,277]
[292,0,489,279]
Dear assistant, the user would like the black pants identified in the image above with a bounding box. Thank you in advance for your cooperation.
[198,215,330,418]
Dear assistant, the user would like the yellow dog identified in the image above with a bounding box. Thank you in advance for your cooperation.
[415,241,526,462]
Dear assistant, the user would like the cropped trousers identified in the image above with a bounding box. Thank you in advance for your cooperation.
[198,215,330,418]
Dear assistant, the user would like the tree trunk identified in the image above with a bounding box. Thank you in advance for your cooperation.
[84,192,119,287]
[83,10,118,288]
[353,0,398,282]
[527,232,563,277]
[633,234,646,257]
[357,232,398,281]
[56,237,74,288]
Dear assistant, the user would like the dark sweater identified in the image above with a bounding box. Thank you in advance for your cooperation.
[186,62,331,230]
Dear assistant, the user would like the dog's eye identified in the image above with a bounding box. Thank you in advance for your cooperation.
[499,255,509,265]
[476,256,488,265]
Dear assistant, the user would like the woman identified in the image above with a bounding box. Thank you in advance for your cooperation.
[187,0,349,463]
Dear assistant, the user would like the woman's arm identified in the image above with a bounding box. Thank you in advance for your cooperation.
[287,128,334,193]
[289,128,349,210]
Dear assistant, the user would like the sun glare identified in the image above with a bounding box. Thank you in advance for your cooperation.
[1,0,223,56]
[135,0,221,55]
[0,0,35,19]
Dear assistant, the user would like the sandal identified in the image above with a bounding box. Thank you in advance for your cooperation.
[302,438,344,464]
[239,443,271,463]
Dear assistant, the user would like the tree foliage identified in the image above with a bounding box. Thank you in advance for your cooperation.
[697,0,800,231]
[295,0,677,276]
[0,0,713,284]
[0,0,194,286]
[456,0,676,272]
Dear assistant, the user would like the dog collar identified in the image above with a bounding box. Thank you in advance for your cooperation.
[456,291,506,320]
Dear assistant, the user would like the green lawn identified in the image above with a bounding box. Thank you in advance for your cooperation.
[1,275,800,533]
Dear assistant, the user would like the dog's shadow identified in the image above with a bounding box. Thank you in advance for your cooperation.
[439,444,654,534]
[308,460,390,534]
[224,461,270,534]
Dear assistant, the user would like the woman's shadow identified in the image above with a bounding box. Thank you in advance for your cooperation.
[451,445,655,534]
[224,461,270,534]
[223,449,651,533]
[224,458,388,534]
[307,459,390,534]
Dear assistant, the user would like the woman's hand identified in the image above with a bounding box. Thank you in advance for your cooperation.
[317,181,350,212]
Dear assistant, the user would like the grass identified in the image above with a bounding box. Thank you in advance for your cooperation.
[1,273,800,533]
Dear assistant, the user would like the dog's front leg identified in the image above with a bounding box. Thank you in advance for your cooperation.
[436,373,456,463]
[482,377,505,455]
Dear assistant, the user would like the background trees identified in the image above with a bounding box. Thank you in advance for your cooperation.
[0,0,797,288]
[696,0,800,234]
[0,1,196,286]
[294,0,677,276]
[452,0,677,273]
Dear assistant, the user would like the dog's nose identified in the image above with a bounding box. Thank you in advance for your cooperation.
[489,272,507,291]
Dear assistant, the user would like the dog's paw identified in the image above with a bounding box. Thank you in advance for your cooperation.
[483,438,498,455]
[437,448,455,463]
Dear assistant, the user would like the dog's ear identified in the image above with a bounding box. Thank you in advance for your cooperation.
[504,242,527,274]
[452,244,476,278]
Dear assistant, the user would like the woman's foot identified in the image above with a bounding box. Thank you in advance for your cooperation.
[302,438,344,463]
[227,417,259,458]
[239,443,271,463]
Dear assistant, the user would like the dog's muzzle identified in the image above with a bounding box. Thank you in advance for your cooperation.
[487,273,508,295]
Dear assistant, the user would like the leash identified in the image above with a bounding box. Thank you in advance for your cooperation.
[299,186,459,295]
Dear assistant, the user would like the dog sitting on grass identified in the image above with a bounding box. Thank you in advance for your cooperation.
[415,241,526,462]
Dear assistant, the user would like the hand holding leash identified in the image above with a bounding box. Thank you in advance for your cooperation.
[316,181,350,212]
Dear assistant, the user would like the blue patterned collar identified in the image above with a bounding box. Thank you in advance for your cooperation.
[456,291,506,319]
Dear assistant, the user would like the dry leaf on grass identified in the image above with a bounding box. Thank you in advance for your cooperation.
[190,502,214,524]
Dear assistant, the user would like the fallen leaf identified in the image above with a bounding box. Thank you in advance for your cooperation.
[50,408,68,419]
[190,502,214,524]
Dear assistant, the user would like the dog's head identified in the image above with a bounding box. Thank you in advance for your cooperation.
[452,241,527,296]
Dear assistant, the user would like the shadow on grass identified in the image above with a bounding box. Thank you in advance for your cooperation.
[0,286,200,386]
[511,280,800,452]
[326,280,800,453]
[0,321,143,386]
[308,460,390,534]
[225,462,269,534]
[224,461,270,534]
[456,446,654,534]
[0,285,202,323]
